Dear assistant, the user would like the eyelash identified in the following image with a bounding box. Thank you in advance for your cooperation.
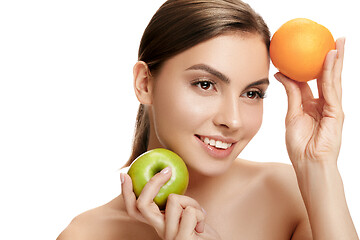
[242,90,266,99]
[191,79,216,91]
[191,79,266,100]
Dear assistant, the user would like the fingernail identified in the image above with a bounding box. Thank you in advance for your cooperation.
[120,173,125,184]
[333,49,339,59]
[195,223,205,233]
[274,72,282,80]
[339,36,346,44]
[161,167,171,174]
[201,207,207,215]
[274,73,279,80]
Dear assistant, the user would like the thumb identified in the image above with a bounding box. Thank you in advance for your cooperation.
[274,72,303,124]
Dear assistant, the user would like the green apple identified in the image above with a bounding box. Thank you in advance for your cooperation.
[127,148,189,209]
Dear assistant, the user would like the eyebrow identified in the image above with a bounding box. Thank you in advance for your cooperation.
[186,64,230,83]
[245,78,270,89]
[186,63,270,88]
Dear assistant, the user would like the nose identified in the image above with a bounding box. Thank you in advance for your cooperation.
[213,95,242,131]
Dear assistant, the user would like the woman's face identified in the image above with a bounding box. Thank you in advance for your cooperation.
[148,33,270,176]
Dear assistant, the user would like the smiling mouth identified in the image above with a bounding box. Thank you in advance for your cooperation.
[195,135,233,150]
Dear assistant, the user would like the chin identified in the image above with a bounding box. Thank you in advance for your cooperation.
[162,137,244,177]
[183,152,236,177]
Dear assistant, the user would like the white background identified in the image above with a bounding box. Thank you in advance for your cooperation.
[0,0,359,239]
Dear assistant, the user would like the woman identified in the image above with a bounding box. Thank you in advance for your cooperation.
[57,0,358,239]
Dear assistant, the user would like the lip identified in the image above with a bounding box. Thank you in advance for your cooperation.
[195,135,236,159]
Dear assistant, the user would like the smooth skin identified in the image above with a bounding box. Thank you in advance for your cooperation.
[57,34,358,239]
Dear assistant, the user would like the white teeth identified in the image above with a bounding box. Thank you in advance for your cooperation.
[201,137,232,149]
[223,142,230,149]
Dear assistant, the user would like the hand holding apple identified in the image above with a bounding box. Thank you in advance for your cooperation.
[127,148,189,209]
[121,149,221,238]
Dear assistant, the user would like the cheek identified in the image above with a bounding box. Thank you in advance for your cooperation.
[242,103,263,137]
[152,84,212,145]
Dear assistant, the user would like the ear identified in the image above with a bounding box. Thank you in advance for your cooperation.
[133,61,154,105]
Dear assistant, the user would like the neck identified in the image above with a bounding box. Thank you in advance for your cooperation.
[185,164,229,203]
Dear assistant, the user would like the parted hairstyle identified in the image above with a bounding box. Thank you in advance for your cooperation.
[124,0,270,167]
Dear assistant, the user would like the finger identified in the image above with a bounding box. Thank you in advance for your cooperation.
[299,82,314,102]
[320,50,339,108]
[137,167,172,209]
[299,82,316,113]
[334,37,345,102]
[274,72,303,124]
[177,206,205,238]
[334,38,345,79]
[317,38,344,100]
[165,194,205,239]
[166,194,204,211]
[121,173,147,223]
[164,195,183,239]
[195,215,206,234]
[136,167,172,231]
[316,76,323,99]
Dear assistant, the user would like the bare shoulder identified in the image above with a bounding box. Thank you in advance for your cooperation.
[238,159,300,193]
[227,159,304,210]
[254,161,313,239]
[232,159,308,218]
[260,161,298,188]
[57,195,159,240]
[235,159,312,237]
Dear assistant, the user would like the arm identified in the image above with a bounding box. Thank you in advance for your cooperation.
[275,38,359,240]
[295,159,356,239]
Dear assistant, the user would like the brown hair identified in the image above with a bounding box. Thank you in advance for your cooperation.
[124,0,270,167]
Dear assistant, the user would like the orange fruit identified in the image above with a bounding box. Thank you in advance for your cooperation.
[270,18,335,82]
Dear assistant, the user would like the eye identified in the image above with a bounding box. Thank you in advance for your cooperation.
[247,91,258,99]
[199,81,212,90]
[242,90,265,99]
[192,80,216,91]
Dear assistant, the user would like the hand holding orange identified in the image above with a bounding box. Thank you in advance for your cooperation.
[270,18,335,82]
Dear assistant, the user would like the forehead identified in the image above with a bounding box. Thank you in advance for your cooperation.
[157,33,270,82]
